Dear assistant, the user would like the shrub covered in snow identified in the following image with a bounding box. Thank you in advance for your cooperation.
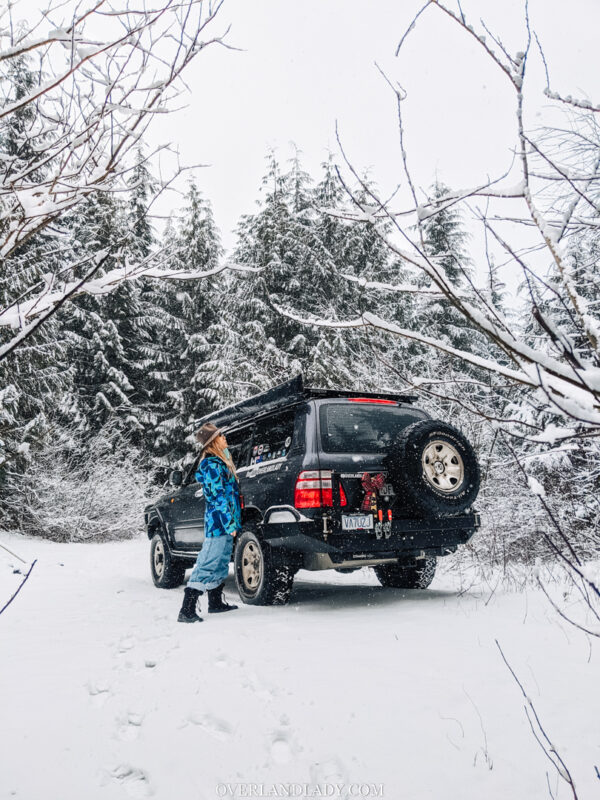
[1,425,155,542]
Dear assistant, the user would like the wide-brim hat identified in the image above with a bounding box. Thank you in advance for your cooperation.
[195,422,222,450]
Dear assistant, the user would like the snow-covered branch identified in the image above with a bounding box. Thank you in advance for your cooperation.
[0,249,259,361]
[341,273,455,297]
[0,0,231,356]
[0,0,227,255]
[544,87,600,114]
[316,1,600,434]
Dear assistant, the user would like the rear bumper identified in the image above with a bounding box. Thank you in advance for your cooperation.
[263,512,480,570]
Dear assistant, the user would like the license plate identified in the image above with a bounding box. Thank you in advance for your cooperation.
[341,514,374,531]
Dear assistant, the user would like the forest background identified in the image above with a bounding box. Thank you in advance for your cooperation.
[0,0,598,591]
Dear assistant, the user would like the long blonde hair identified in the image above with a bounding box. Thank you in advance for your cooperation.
[202,436,239,483]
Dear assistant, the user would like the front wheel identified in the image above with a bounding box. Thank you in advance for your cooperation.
[234,528,294,605]
[373,556,437,589]
[150,532,186,588]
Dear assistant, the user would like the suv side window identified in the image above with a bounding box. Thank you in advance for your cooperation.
[225,425,254,469]
[184,426,254,484]
[249,410,296,465]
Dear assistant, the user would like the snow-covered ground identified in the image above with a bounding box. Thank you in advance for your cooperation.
[1,532,598,800]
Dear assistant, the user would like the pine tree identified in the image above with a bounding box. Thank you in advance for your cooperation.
[420,182,476,353]
[0,55,71,491]
[153,180,225,465]
[417,181,491,398]
[222,149,358,390]
[515,229,600,543]
[423,182,473,288]
[551,231,599,366]
[60,188,136,434]
[319,169,419,390]
[69,148,159,441]
[135,217,187,468]
[219,151,308,388]
[126,148,156,262]
[121,147,167,443]
[314,153,346,257]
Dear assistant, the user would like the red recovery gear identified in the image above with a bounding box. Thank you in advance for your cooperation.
[360,472,385,512]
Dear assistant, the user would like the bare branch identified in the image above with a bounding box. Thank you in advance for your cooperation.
[0,559,37,616]
[496,640,579,799]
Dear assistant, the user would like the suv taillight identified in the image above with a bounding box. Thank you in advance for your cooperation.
[294,470,347,509]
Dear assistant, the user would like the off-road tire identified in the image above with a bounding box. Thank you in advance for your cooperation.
[373,556,437,589]
[234,527,294,605]
[150,532,186,588]
[385,419,480,517]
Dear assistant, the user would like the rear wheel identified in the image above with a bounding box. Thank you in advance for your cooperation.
[234,528,294,605]
[373,556,437,589]
[150,532,186,588]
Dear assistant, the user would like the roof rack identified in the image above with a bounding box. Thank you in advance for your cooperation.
[194,374,418,431]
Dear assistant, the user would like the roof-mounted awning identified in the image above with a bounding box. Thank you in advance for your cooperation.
[193,373,417,431]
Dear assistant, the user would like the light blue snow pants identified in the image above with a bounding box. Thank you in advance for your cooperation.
[187,534,234,592]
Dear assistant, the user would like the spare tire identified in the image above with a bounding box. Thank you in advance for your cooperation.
[385,419,480,517]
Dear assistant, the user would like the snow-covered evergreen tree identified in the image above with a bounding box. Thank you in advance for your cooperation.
[318,168,420,390]
[0,55,71,491]
[216,151,306,390]
[126,148,157,263]
[420,182,477,352]
[513,229,600,548]
[152,180,225,465]
[63,149,160,441]
[220,150,359,392]
[59,188,136,434]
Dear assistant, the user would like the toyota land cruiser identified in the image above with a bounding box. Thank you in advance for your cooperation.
[145,374,481,604]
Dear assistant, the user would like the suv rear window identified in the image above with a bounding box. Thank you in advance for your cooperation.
[319,402,427,453]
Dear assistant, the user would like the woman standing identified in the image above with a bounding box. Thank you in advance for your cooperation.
[177,423,240,623]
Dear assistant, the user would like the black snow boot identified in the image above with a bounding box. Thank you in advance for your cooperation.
[207,582,239,613]
[177,587,203,623]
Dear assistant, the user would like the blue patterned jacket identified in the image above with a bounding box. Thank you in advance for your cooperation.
[195,455,241,538]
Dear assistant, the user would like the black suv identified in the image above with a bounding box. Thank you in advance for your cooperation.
[145,375,481,604]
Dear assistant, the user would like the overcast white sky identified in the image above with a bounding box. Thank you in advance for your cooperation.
[150,0,600,264]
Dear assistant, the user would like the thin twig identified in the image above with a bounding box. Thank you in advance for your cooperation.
[0,559,37,616]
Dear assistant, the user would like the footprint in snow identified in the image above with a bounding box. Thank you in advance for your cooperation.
[118,636,136,653]
[212,651,245,670]
[310,756,350,797]
[186,713,233,741]
[116,712,144,742]
[87,680,111,707]
[106,764,152,798]
[270,734,292,764]
[212,652,231,668]
[241,669,276,701]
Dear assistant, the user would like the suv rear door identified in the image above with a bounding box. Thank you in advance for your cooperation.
[316,398,429,517]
